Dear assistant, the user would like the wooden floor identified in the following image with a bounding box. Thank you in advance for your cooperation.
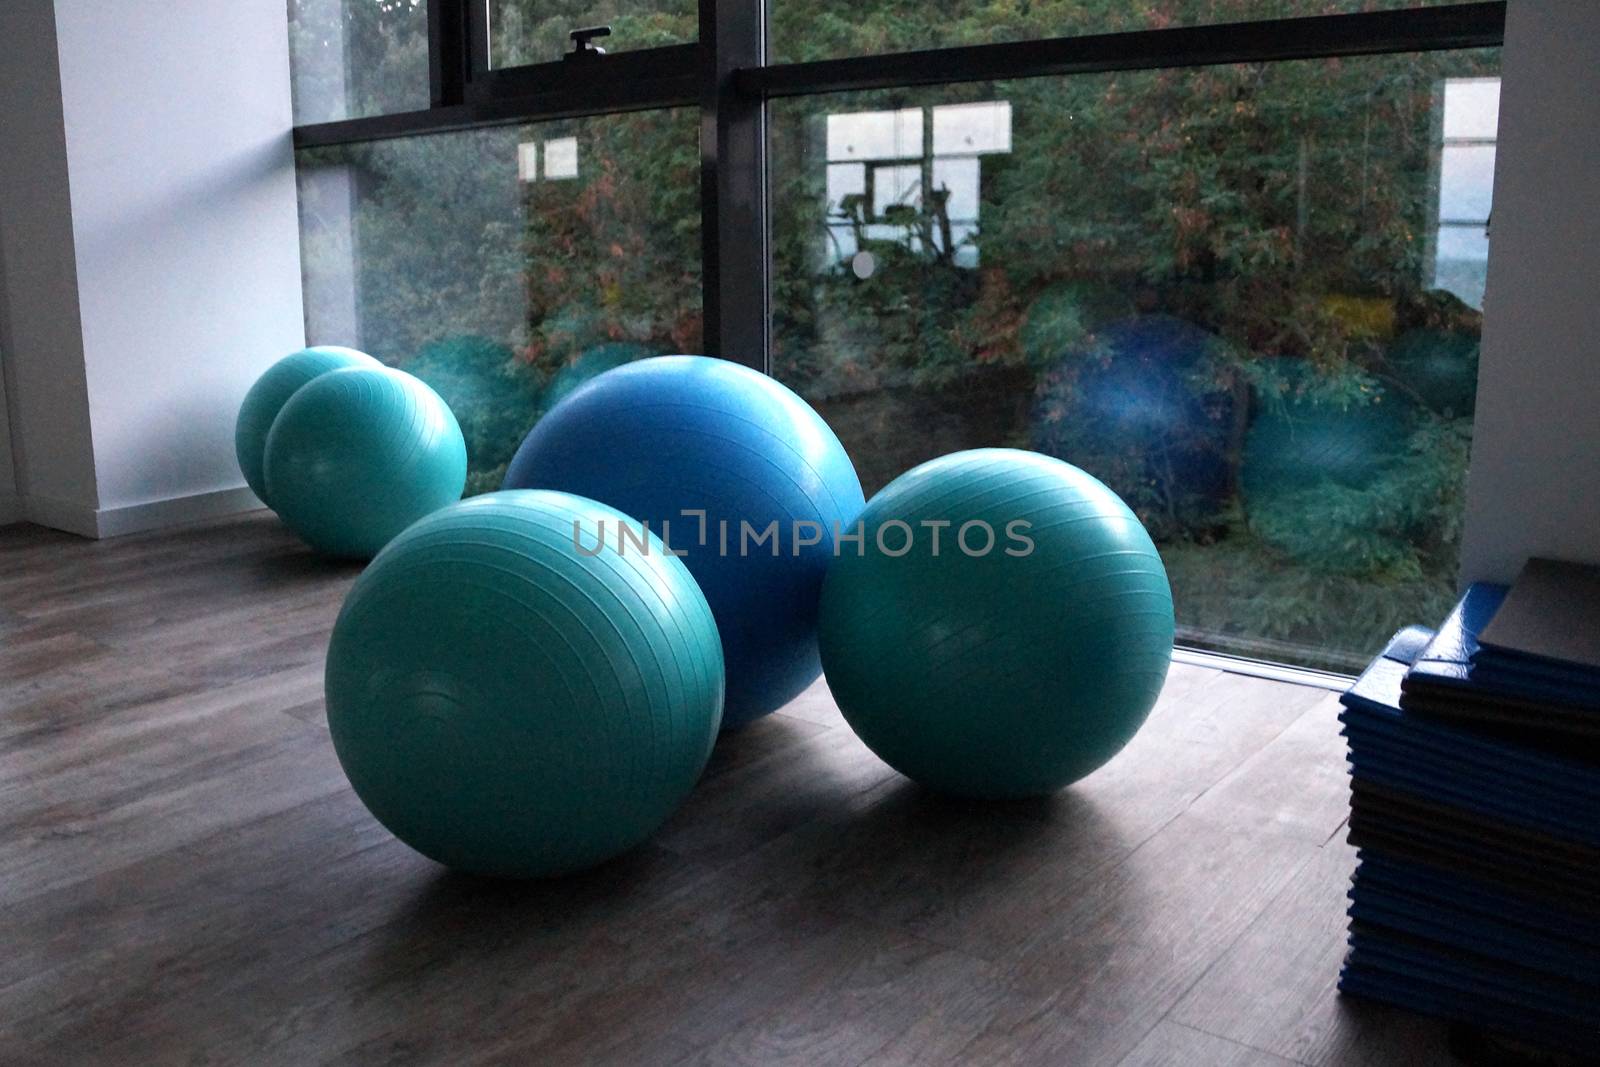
[0,512,1459,1066]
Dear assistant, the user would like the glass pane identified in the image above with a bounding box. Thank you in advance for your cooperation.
[1432,225,1489,311]
[287,0,429,126]
[1439,144,1495,221]
[296,109,701,494]
[488,0,696,68]
[1442,78,1501,139]
[769,50,1500,673]
[1433,75,1499,310]
[770,0,1480,64]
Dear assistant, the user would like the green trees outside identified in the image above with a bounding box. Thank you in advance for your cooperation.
[765,0,1462,62]
[286,0,428,123]
[297,107,700,492]
[487,0,695,66]
[288,0,1494,669]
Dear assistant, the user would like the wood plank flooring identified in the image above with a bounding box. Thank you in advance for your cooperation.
[0,512,1458,1065]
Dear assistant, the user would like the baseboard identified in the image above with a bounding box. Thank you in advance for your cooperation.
[94,485,266,538]
[19,492,101,539]
[6,485,267,539]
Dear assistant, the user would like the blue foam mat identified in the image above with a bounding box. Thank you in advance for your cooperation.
[1344,731,1594,820]
[1472,647,1600,693]
[1339,709,1600,801]
[1345,813,1600,905]
[1346,930,1598,1022]
[1405,584,1600,713]
[1348,892,1599,983]
[1355,851,1600,945]
[1343,745,1600,845]
[1339,964,1598,1054]
[1342,643,1600,794]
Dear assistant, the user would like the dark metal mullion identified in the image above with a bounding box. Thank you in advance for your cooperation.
[427,0,470,107]
[292,75,700,148]
[463,0,491,82]
[468,44,700,101]
[739,1,1506,98]
[699,0,768,370]
[304,3,1507,149]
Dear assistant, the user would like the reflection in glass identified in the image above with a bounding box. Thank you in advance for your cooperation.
[820,103,1013,270]
[1442,78,1501,139]
[932,101,1013,155]
[770,50,1500,672]
[1439,146,1495,221]
[296,110,701,494]
[543,137,580,179]
[827,109,922,159]
[1433,77,1499,309]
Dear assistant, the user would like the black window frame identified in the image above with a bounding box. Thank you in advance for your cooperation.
[290,0,1507,375]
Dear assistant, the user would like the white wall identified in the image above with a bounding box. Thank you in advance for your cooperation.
[0,350,17,524]
[1459,1,1600,583]
[51,0,303,532]
[0,233,19,522]
[0,0,100,534]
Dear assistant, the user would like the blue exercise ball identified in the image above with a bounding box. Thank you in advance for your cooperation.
[502,355,866,727]
[326,491,724,878]
[819,449,1174,798]
[265,366,467,559]
[235,346,380,506]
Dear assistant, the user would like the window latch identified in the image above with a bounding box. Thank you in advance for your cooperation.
[567,26,611,60]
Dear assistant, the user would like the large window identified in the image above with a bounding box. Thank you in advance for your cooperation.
[771,50,1497,670]
[288,1,1505,674]
[768,0,1479,64]
[296,109,701,493]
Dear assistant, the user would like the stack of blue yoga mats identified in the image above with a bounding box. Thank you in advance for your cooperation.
[1338,558,1600,1055]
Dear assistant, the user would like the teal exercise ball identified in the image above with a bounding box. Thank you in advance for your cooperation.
[818,449,1174,798]
[325,491,724,878]
[265,366,467,559]
[235,346,380,506]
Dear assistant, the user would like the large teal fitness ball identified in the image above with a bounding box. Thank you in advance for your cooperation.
[235,346,380,506]
[503,356,866,728]
[265,366,467,559]
[325,491,724,878]
[818,449,1174,798]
